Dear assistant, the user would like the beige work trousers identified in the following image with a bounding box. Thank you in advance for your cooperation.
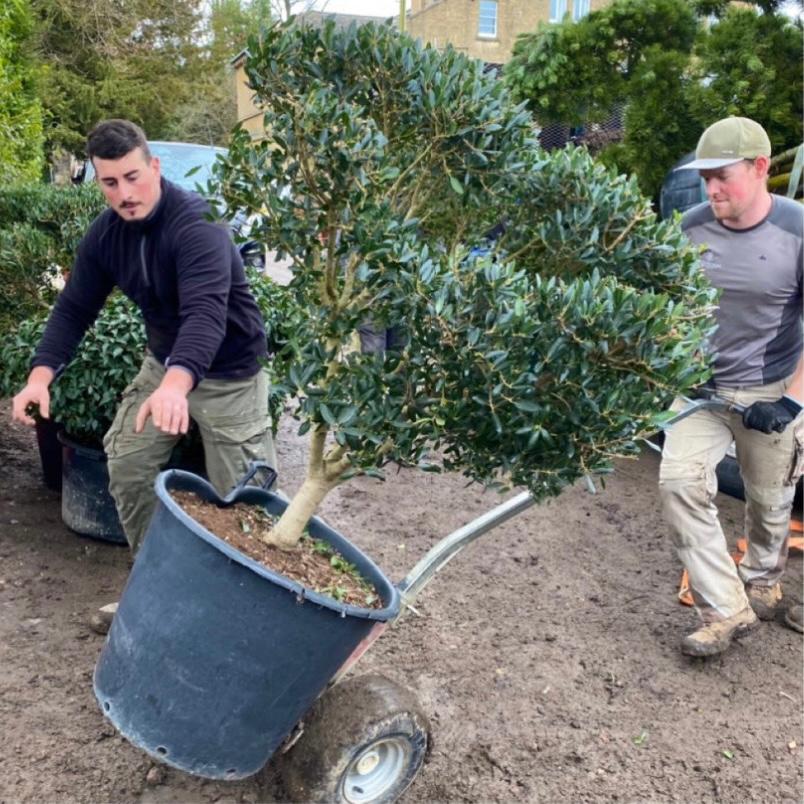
[103,354,278,553]
[659,375,804,622]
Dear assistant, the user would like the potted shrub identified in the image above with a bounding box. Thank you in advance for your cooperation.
[0,183,105,332]
[1,267,292,538]
[0,183,107,490]
[1,294,147,540]
[93,19,716,794]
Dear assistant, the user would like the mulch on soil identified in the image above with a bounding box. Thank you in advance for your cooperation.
[171,490,382,609]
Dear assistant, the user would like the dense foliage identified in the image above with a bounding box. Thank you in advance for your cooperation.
[213,20,716,548]
[0,268,292,442]
[505,0,803,198]
[0,0,272,174]
[685,7,803,150]
[0,294,145,442]
[0,183,105,330]
[0,0,44,181]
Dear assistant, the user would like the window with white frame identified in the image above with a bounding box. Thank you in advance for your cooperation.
[549,0,567,22]
[572,0,590,20]
[478,0,497,37]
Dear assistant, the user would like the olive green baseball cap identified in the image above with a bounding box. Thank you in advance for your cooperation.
[677,116,771,170]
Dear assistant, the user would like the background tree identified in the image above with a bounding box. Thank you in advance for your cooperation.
[30,0,205,158]
[164,0,273,145]
[213,20,715,550]
[0,0,45,182]
[27,0,274,162]
[685,5,803,151]
[505,0,803,199]
[505,0,697,127]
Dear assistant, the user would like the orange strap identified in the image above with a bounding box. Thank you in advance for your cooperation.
[678,519,803,606]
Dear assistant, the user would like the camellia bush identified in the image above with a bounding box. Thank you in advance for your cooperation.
[211,20,717,550]
[0,271,291,444]
[0,294,146,443]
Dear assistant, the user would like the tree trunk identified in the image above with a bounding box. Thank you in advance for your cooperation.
[265,474,338,549]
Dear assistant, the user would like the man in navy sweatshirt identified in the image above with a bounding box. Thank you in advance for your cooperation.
[12,120,277,622]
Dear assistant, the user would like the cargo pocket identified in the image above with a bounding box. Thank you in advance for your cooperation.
[102,381,145,458]
[202,413,276,493]
[786,431,804,486]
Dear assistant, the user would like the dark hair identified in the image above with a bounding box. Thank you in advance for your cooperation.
[87,119,151,162]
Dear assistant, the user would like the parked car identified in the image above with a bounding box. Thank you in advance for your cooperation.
[658,151,707,220]
[78,141,265,269]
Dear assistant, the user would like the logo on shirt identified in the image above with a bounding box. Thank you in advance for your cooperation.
[699,249,722,272]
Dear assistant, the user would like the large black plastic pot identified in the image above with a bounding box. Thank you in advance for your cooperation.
[93,468,401,780]
[35,417,64,492]
[58,431,127,544]
[58,425,208,545]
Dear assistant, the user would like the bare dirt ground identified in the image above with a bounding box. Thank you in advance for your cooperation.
[1,398,802,804]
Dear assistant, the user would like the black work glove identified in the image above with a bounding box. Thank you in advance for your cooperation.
[742,395,803,434]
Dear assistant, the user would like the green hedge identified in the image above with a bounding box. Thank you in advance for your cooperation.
[0,183,105,330]
[0,270,298,442]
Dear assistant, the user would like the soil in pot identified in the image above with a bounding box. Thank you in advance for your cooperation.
[171,491,382,609]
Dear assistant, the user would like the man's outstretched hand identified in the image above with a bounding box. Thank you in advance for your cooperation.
[135,367,194,435]
[11,366,55,426]
[742,396,802,434]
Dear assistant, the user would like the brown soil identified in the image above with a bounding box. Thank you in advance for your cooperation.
[1,397,802,803]
[170,490,381,609]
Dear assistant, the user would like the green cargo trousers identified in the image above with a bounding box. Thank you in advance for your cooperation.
[103,354,278,553]
[659,374,804,622]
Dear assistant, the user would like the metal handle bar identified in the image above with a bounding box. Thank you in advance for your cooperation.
[397,394,744,610]
[642,394,745,455]
[397,490,535,609]
[661,395,745,428]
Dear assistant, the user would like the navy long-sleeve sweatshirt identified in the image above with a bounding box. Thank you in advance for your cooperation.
[33,179,267,385]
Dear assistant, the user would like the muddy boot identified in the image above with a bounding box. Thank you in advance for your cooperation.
[746,582,783,621]
[89,602,119,636]
[784,603,804,634]
[681,607,759,657]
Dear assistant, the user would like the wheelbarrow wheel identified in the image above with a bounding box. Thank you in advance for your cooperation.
[279,673,430,804]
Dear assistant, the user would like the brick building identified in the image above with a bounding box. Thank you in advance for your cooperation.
[232,11,394,138]
[408,0,609,65]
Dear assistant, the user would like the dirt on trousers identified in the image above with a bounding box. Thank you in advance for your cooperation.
[0,396,802,804]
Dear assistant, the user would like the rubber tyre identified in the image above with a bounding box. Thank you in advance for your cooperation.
[279,673,430,804]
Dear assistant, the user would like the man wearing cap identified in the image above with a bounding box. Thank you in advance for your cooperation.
[659,116,804,657]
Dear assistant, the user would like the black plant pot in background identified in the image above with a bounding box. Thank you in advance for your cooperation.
[57,422,208,546]
[35,417,64,492]
[58,431,127,545]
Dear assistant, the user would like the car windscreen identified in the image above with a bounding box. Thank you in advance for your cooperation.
[84,143,227,192]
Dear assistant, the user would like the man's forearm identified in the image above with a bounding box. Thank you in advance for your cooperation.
[27,365,56,388]
[159,366,195,396]
[785,354,804,404]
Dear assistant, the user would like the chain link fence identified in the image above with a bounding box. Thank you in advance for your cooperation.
[537,104,624,153]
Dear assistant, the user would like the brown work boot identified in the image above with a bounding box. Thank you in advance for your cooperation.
[89,602,119,635]
[746,582,783,621]
[784,603,804,634]
[681,607,759,657]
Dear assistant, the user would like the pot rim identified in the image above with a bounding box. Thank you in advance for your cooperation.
[155,469,401,623]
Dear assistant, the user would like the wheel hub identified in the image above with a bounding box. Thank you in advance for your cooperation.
[355,750,381,776]
[342,737,412,803]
